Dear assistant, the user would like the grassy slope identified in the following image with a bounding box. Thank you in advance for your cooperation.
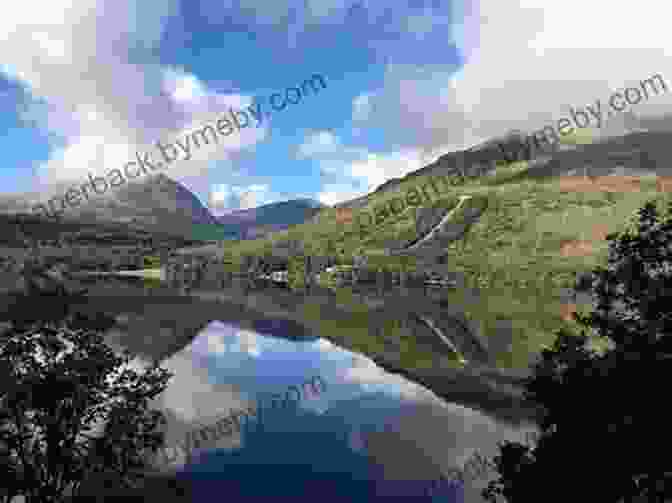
[215,160,669,372]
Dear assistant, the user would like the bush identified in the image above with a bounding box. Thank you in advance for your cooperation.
[0,295,173,503]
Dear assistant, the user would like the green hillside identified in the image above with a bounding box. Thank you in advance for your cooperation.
[215,161,668,371]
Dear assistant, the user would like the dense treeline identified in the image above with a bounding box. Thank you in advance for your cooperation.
[0,213,200,248]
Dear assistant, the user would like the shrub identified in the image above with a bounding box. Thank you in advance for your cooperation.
[0,296,173,502]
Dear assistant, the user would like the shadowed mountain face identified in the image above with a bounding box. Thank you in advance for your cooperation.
[113,173,219,226]
[0,174,218,236]
[216,198,326,239]
[72,172,223,237]
[523,130,672,179]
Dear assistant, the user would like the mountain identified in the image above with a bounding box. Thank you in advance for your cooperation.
[0,175,325,243]
[113,173,218,226]
[216,198,326,240]
[2,113,671,243]
[0,173,218,236]
[69,172,220,235]
[214,124,672,421]
[330,131,541,210]
[332,116,672,211]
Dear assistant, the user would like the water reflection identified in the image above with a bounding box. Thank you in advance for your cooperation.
[136,320,537,503]
[77,273,535,502]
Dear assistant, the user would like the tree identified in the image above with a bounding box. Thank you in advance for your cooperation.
[0,295,172,502]
[483,200,672,503]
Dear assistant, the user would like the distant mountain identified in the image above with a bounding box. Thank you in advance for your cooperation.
[0,174,327,242]
[332,116,672,210]
[113,173,218,226]
[216,198,326,240]
[0,174,217,235]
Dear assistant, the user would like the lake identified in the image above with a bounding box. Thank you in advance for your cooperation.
[86,272,540,503]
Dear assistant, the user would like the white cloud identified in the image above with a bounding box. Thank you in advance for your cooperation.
[297,130,341,158]
[209,182,273,212]
[1,0,268,194]
[247,184,268,192]
[306,130,430,205]
[165,69,208,103]
[318,149,426,205]
[353,0,672,155]
[347,150,425,190]
[238,190,258,210]
[209,183,231,208]
[317,184,367,206]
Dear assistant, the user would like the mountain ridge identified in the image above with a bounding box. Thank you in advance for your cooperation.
[2,118,672,241]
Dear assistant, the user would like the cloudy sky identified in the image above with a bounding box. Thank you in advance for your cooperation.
[1,0,671,215]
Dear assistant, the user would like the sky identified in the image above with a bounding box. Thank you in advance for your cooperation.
[1,0,672,216]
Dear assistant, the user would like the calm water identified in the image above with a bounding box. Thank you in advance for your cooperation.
[116,318,538,503]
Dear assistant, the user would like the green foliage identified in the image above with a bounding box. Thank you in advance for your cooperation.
[484,200,672,503]
[0,296,173,503]
[287,254,306,290]
[143,255,162,269]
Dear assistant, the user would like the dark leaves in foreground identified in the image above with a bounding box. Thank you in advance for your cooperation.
[483,200,672,503]
[0,295,173,503]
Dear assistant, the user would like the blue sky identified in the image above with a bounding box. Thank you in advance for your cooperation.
[1,0,671,215]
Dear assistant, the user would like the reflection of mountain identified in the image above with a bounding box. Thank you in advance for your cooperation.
[181,402,376,502]
[182,391,463,502]
[0,212,194,247]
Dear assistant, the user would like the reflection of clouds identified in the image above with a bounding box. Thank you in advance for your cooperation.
[196,322,262,358]
[236,328,262,357]
[312,338,334,352]
[143,319,540,486]
[205,333,229,355]
[339,352,440,404]
[150,348,249,426]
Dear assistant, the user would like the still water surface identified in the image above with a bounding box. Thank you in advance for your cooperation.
[111,316,538,503]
